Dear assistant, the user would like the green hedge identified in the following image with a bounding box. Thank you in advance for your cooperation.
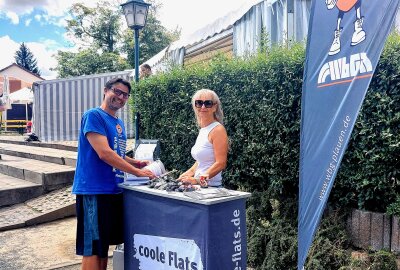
[332,33,400,212]
[136,44,304,200]
[133,33,400,268]
[136,34,399,211]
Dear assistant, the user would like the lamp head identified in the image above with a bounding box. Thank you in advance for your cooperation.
[121,0,151,30]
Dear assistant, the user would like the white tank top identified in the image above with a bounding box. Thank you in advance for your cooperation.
[191,121,222,187]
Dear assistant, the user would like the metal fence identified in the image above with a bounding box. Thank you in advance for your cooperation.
[32,70,134,142]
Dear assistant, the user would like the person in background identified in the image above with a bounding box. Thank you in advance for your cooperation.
[26,120,32,134]
[179,89,228,187]
[139,63,152,79]
[72,77,155,270]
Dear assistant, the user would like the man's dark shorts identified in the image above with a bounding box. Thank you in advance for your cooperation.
[76,193,124,258]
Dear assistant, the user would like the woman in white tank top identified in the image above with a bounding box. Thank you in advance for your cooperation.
[178,89,229,187]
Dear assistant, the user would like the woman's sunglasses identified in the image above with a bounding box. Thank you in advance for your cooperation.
[195,100,214,108]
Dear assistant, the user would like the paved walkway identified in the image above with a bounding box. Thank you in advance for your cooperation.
[0,216,114,270]
[0,134,136,269]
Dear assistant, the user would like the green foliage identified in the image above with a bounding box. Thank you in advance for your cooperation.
[52,49,130,78]
[134,33,400,268]
[368,250,397,270]
[339,250,397,270]
[332,32,400,212]
[66,1,122,53]
[121,12,179,66]
[14,42,40,76]
[387,195,400,216]
[245,194,350,270]
[55,0,178,78]
[137,44,305,200]
[247,196,298,270]
[305,209,351,270]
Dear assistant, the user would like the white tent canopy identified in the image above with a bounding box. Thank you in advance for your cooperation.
[9,87,33,104]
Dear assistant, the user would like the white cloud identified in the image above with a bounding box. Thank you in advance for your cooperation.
[0,0,36,15]
[6,11,19,24]
[25,18,32,26]
[0,0,100,17]
[158,0,250,37]
[0,35,72,79]
[27,41,59,79]
[0,0,100,30]
[0,36,19,68]
[54,16,69,28]
[0,36,19,69]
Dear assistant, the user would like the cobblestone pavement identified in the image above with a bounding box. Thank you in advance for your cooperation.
[0,186,75,231]
[26,186,75,213]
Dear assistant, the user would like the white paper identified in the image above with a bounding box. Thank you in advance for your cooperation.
[134,144,157,160]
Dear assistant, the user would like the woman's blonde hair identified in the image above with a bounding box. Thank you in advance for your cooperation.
[191,89,224,126]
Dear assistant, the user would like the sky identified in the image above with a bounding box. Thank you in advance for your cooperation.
[0,0,250,80]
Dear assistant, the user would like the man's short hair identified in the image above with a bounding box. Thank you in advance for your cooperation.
[140,64,152,79]
[105,77,132,93]
[141,64,151,71]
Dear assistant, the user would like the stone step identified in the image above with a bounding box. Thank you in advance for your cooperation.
[0,154,75,190]
[0,173,43,207]
[0,142,77,167]
[0,185,75,232]
[0,137,78,151]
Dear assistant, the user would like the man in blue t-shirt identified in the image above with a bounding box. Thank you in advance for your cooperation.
[72,77,155,270]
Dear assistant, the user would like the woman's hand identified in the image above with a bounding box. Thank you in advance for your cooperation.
[178,171,193,180]
[179,175,198,185]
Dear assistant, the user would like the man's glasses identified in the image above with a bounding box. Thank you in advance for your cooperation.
[195,100,214,108]
[111,88,130,99]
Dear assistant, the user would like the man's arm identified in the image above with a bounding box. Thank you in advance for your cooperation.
[86,132,155,178]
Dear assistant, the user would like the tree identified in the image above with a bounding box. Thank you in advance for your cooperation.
[14,43,41,76]
[121,12,180,67]
[66,1,121,53]
[52,49,130,78]
[54,0,179,78]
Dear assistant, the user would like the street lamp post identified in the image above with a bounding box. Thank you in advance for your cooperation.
[121,0,150,145]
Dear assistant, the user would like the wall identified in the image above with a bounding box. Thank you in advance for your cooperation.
[0,65,43,84]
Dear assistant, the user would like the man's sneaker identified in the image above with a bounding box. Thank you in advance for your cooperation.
[329,29,342,56]
[351,17,366,46]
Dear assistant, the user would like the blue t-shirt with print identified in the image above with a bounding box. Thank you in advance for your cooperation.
[72,107,127,194]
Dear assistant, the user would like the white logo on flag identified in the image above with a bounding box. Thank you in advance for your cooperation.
[318,52,372,84]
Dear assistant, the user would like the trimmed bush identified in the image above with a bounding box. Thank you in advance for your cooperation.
[369,250,397,270]
[133,32,400,268]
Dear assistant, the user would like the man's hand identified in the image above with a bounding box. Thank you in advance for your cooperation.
[137,169,156,179]
[138,160,151,168]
